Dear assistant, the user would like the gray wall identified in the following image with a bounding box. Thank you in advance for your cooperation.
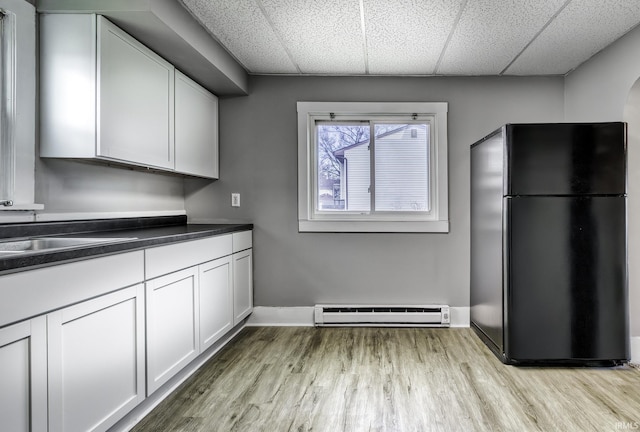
[564,24,640,123]
[185,75,564,308]
[564,24,640,339]
[35,159,185,214]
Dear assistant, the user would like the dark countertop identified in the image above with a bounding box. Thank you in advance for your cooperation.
[0,215,252,275]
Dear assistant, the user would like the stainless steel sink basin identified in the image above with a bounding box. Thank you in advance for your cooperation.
[0,237,136,253]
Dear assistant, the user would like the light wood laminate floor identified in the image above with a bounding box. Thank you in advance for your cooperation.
[131,327,640,432]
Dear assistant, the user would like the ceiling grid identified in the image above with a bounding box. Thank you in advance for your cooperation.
[499,0,573,75]
[358,0,370,74]
[254,0,302,73]
[179,0,640,76]
[434,0,470,75]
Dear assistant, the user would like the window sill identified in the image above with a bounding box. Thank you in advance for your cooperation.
[298,220,449,233]
[0,203,44,211]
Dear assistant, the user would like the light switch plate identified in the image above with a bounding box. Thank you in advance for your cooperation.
[231,193,240,207]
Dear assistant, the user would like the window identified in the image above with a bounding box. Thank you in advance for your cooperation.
[0,0,39,211]
[0,8,14,206]
[298,102,448,232]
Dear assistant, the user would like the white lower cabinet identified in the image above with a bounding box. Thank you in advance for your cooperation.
[199,255,233,351]
[47,284,146,432]
[0,230,252,431]
[233,248,253,326]
[146,267,200,395]
[145,231,253,395]
[0,317,47,432]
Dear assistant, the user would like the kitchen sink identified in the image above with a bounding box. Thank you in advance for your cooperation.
[0,237,137,253]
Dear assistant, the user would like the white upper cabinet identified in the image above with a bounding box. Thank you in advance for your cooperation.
[40,14,219,178]
[98,17,174,169]
[175,71,219,178]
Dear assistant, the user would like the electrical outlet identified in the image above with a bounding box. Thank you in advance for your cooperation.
[231,193,240,207]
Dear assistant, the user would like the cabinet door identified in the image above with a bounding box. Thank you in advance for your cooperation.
[0,318,47,432]
[146,267,200,395]
[199,256,233,351]
[233,249,253,325]
[175,71,219,179]
[48,285,145,432]
[97,16,175,169]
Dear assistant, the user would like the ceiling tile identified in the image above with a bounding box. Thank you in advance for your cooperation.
[180,0,298,74]
[437,0,567,75]
[259,0,366,74]
[506,0,640,75]
[363,0,465,75]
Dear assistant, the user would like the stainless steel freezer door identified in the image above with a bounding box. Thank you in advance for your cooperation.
[506,196,628,362]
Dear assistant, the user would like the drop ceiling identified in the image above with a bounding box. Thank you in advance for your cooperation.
[179,0,640,76]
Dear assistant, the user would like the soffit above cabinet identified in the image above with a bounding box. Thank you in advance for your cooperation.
[36,0,249,96]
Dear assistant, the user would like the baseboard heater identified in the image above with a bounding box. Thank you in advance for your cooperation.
[313,304,450,327]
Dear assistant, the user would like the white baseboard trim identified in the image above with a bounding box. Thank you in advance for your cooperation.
[246,306,315,326]
[451,306,470,327]
[246,306,471,328]
[632,336,640,366]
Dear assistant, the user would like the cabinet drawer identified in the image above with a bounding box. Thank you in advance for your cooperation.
[145,235,232,280]
[232,231,252,253]
[0,251,144,329]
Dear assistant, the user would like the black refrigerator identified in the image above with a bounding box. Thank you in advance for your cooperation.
[470,123,629,366]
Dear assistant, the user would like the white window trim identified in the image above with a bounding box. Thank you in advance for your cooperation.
[0,0,41,212]
[297,101,449,233]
